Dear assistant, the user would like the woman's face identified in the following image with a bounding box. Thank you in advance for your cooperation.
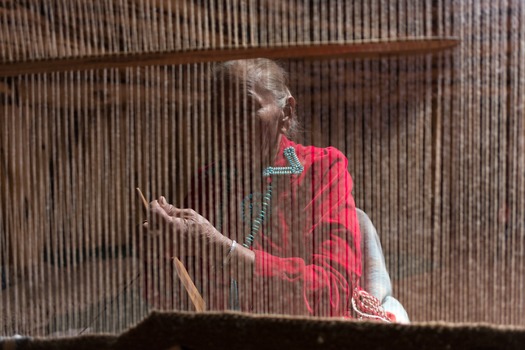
[219,82,283,167]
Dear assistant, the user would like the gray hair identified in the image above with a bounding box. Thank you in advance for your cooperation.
[212,59,298,138]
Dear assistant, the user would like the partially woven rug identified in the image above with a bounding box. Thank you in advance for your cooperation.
[4,311,525,350]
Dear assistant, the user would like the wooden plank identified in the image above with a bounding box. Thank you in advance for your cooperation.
[0,38,460,77]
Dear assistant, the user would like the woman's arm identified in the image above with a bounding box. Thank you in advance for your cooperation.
[358,208,410,323]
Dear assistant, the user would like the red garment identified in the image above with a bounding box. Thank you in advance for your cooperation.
[144,136,361,317]
[250,136,361,316]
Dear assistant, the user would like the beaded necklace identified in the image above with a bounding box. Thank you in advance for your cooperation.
[243,146,303,248]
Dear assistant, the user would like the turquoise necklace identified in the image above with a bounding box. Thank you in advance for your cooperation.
[243,146,303,248]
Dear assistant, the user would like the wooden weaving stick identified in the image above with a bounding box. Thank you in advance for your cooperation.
[135,187,206,312]
[0,38,460,77]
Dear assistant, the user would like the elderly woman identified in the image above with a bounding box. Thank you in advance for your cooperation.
[146,59,408,322]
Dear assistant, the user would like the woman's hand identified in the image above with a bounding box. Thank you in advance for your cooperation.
[144,196,231,256]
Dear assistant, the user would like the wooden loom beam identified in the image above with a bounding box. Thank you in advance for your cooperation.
[0,38,460,77]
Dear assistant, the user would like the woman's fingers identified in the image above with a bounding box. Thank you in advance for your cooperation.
[147,197,216,243]
[149,198,180,219]
[146,200,191,235]
[158,196,188,217]
[146,202,172,232]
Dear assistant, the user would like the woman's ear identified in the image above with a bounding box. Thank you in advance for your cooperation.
[280,96,296,134]
[287,96,296,116]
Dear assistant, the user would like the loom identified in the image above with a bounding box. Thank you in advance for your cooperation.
[1,1,524,349]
